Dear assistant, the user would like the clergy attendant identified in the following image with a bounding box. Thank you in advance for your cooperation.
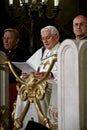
[2,28,30,130]
[14,25,60,130]
[73,15,87,39]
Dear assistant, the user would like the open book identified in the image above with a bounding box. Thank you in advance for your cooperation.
[12,62,35,74]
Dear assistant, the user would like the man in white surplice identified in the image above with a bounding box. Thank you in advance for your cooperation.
[14,25,60,130]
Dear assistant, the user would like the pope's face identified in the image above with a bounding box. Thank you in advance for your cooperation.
[41,30,59,49]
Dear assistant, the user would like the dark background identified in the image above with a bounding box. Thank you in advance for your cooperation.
[0,0,87,57]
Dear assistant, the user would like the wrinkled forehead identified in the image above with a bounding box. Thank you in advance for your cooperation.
[41,29,51,36]
[73,15,87,23]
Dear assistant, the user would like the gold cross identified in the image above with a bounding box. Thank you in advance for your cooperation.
[43,60,50,69]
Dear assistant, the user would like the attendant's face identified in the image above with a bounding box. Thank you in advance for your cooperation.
[41,29,59,49]
[3,31,19,50]
[73,15,87,39]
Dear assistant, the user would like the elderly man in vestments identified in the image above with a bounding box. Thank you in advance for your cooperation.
[73,15,87,39]
[14,25,60,130]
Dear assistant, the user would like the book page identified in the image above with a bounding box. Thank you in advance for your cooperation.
[12,62,35,74]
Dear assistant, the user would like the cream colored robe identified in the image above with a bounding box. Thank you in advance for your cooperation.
[14,43,59,130]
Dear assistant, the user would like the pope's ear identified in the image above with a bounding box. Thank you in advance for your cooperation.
[55,33,60,39]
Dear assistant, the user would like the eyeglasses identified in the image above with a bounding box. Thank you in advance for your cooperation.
[41,35,53,42]
[73,22,87,27]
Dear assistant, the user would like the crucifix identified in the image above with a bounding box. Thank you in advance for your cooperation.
[43,60,50,69]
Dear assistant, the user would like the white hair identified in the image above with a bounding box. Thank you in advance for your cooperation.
[40,25,59,36]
